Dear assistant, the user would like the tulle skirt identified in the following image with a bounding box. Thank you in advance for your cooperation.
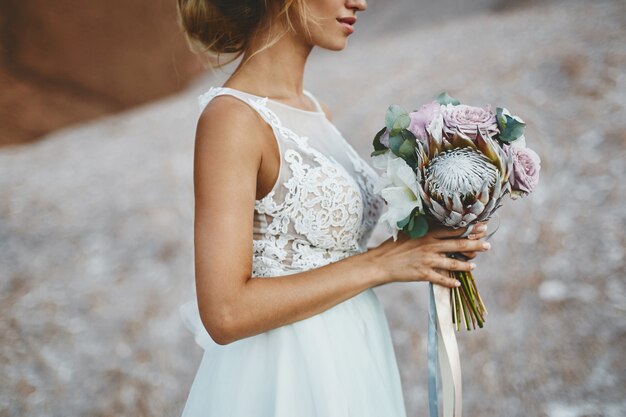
[179,287,407,417]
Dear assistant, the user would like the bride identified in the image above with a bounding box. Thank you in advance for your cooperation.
[176,0,491,415]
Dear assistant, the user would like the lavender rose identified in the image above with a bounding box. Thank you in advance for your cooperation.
[408,102,441,143]
[505,143,541,196]
[442,104,499,140]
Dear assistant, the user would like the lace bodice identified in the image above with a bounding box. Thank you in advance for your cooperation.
[198,86,384,277]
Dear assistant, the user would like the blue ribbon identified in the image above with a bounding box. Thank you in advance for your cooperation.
[428,282,439,417]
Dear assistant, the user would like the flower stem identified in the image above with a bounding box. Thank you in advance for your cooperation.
[450,283,456,326]
[451,269,485,330]
[460,283,477,330]
[454,286,462,331]
[470,275,487,317]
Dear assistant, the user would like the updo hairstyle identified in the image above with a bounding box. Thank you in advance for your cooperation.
[177,0,311,67]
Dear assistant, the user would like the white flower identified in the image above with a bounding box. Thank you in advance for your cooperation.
[372,151,422,240]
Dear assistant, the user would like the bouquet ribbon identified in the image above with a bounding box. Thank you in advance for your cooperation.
[428,282,462,417]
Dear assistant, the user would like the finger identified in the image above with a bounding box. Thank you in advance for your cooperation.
[426,269,461,288]
[471,222,488,233]
[432,238,491,253]
[467,230,487,240]
[430,255,476,272]
[468,222,487,236]
[459,251,478,259]
[429,226,469,239]
[429,221,488,240]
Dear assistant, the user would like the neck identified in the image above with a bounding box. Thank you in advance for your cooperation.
[224,28,312,100]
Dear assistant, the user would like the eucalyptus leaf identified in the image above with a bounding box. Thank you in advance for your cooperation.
[386,105,410,134]
[499,115,526,143]
[496,107,506,130]
[407,215,429,238]
[435,92,460,106]
[398,139,416,159]
[404,157,418,170]
[373,127,387,151]
[400,128,416,141]
[388,134,404,156]
[370,149,388,157]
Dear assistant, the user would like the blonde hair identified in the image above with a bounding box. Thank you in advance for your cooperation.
[177,0,313,67]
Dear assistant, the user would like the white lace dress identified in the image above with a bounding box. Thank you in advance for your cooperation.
[179,86,407,417]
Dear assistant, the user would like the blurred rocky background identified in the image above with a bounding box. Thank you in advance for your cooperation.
[0,0,202,146]
[1,0,625,416]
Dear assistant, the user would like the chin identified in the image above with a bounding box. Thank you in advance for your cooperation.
[317,38,348,51]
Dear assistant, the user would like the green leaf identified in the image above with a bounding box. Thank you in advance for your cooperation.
[435,92,460,106]
[370,149,389,157]
[498,115,526,143]
[388,134,404,156]
[404,157,417,170]
[385,105,410,135]
[400,128,416,141]
[397,206,421,230]
[373,127,387,151]
[397,129,418,160]
[407,215,415,231]
[496,107,506,130]
[398,139,416,159]
[407,214,429,239]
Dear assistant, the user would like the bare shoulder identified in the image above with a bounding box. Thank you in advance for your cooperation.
[193,93,280,204]
[196,94,267,151]
[193,94,272,199]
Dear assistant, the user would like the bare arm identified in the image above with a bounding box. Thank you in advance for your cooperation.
[193,97,490,346]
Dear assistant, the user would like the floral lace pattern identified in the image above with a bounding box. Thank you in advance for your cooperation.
[198,87,384,277]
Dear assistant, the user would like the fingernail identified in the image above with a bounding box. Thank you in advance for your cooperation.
[475,224,487,232]
[454,280,461,287]
[483,242,491,249]
[468,234,476,239]
[470,263,476,270]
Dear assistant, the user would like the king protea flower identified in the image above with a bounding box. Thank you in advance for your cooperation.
[415,128,513,231]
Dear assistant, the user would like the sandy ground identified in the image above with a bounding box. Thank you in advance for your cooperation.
[1,1,625,416]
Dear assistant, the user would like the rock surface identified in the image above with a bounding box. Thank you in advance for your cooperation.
[0,0,201,146]
[1,1,625,416]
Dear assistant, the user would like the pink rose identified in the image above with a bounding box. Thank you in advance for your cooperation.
[408,102,440,142]
[505,144,541,195]
[442,104,499,140]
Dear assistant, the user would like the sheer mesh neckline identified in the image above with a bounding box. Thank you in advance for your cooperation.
[217,86,325,116]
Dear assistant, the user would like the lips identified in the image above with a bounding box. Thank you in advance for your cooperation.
[337,16,357,26]
[337,16,356,34]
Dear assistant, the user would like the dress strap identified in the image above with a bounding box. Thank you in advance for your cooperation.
[198,86,317,152]
[303,89,324,113]
[198,87,262,115]
[198,86,283,132]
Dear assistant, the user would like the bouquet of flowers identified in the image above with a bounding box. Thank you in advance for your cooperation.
[371,92,541,331]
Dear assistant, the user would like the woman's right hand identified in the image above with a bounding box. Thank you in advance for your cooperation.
[363,225,491,288]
